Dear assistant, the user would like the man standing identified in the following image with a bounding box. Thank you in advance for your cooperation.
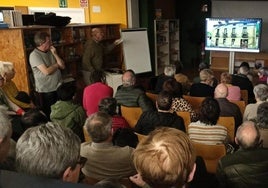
[82,27,122,85]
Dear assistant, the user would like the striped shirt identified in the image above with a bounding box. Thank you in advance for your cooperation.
[188,121,228,145]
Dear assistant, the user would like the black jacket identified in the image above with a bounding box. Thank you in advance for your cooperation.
[216,147,268,188]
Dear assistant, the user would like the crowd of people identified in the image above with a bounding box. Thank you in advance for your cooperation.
[0,26,268,188]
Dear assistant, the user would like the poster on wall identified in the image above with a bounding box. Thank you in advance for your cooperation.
[80,0,88,8]
[59,0,68,8]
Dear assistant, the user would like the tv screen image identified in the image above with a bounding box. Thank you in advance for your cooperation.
[205,17,262,53]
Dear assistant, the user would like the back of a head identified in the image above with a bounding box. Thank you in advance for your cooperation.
[0,108,12,162]
[256,102,268,129]
[132,127,196,188]
[20,108,48,130]
[122,69,136,87]
[199,69,213,82]
[16,122,81,179]
[253,84,268,101]
[95,178,125,188]
[199,97,220,125]
[57,82,76,101]
[214,83,228,99]
[198,62,209,71]
[162,78,183,98]
[164,64,176,77]
[235,121,260,150]
[156,90,173,111]
[220,72,232,84]
[98,97,117,116]
[238,65,249,75]
[90,70,107,84]
[84,112,112,143]
[239,61,250,70]
[258,67,268,77]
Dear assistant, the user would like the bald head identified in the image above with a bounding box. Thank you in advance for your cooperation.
[214,83,228,98]
[122,70,136,87]
[235,121,260,149]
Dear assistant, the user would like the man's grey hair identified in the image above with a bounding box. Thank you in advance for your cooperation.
[164,64,176,76]
[0,108,11,140]
[16,122,81,179]
[238,66,249,75]
[253,84,268,101]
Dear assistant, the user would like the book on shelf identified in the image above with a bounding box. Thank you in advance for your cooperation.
[2,10,23,27]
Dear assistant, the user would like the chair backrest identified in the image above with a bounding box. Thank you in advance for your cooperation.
[240,89,248,105]
[176,111,191,132]
[192,141,226,174]
[145,92,158,104]
[183,95,206,113]
[120,105,143,128]
[230,100,246,115]
[83,126,91,142]
[217,116,235,143]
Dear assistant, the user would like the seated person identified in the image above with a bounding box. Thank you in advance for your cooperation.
[216,121,268,188]
[112,127,138,148]
[16,122,86,184]
[83,70,113,116]
[163,78,198,122]
[0,61,34,110]
[134,90,185,135]
[129,127,196,188]
[98,97,130,132]
[115,69,154,112]
[81,112,136,181]
[193,62,218,87]
[220,72,241,101]
[188,97,228,146]
[256,102,268,148]
[190,69,215,97]
[257,66,268,84]
[50,82,86,141]
[20,108,48,130]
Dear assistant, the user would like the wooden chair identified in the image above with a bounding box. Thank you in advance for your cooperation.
[176,111,191,132]
[192,141,226,174]
[120,105,143,128]
[83,126,91,142]
[230,100,246,115]
[217,116,235,143]
[182,95,206,113]
[240,89,248,105]
[145,92,158,104]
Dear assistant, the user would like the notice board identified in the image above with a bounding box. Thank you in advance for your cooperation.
[121,28,152,74]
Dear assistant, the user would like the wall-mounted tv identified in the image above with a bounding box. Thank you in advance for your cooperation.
[205,17,262,53]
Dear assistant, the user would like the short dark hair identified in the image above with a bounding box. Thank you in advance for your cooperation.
[98,97,117,116]
[90,70,107,84]
[157,91,173,111]
[162,78,183,98]
[20,108,48,130]
[57,82,76,101]
[199,97,220,125]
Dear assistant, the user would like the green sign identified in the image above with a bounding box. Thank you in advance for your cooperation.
[59,0,68,8]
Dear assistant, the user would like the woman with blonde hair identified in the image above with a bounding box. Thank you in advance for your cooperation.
[220,72,241,101]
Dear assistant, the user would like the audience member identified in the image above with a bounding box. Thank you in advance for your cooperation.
[0,61,34,110]
[188,97,228,145]
[232,65,255,104]
[257,66,268,84]
[29,31,65,118]
[220,72,241,101]
[243,84,268,121]
[163,78,198,122]
[83,70,113,116]
[94,178,125,188]
[20,108,48,130]
[50,82,86,141]
[216,121,268,188]
[115,70,154,112]
[16,122,85,183]
[134,91,185,135]
[154,64,178,93]
[81,112,136,181]
[256,102,268,148]
[190,69,215,97]
[98,97,130,132]
[81,27,122,85]
[214,83,242,131]
[112,127,138,148]
[237,61,254,82]
[192,62,218,87]
[174,62,192,95]
[129,127,196,188]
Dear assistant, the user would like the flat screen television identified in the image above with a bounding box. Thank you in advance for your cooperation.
[205,17,262,53]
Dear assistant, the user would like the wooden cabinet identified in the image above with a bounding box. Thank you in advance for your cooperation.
[0,23,121,94]
[154,19,180,75]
